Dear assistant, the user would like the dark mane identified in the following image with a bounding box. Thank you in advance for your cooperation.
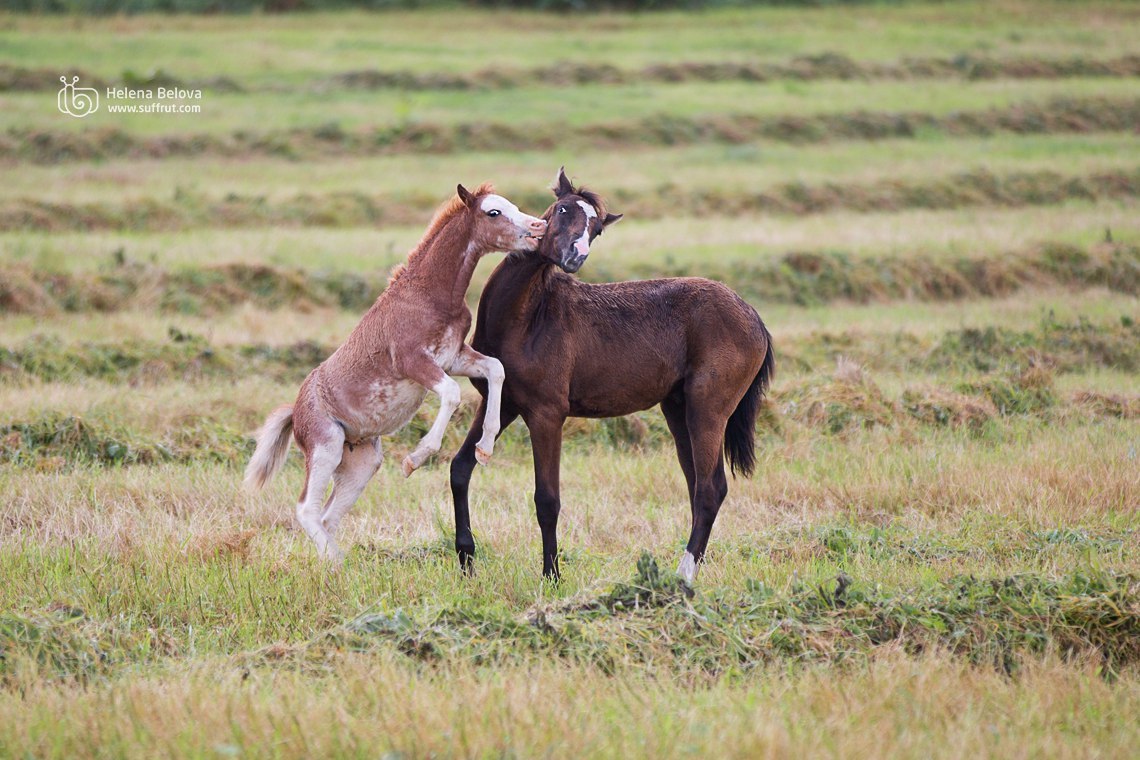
[553,176,608,220]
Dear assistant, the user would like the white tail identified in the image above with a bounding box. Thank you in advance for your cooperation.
[244,405,295,490]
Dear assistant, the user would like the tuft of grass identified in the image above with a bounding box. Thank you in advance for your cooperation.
[0,412,252,468]
[0,608,112,686]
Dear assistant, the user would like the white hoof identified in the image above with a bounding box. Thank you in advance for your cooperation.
[475,445,492,465]
[677,551,698,584]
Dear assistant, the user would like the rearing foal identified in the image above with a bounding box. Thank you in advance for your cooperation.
[451,170,774,583]
[246,183,546,563]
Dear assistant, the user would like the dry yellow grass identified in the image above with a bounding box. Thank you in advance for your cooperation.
[1,653,1137,759]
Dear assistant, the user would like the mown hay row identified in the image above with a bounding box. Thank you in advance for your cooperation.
[4,96,1137,165]
[4,168,1140,235]
[5,54,1139,94]
[3,315,1135,388]
[1,363,1134,469]
[2,241,1135,316]
[316,556,1140,676]
[0,411,253,469]
[7,558,1137,684]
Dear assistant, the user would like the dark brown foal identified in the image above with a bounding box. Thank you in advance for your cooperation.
[450,169,774,582]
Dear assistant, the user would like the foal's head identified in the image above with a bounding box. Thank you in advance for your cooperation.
[535,168,623,273]
[456,183,547,254]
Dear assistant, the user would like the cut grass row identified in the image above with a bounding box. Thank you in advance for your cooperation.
[5,4,1138,79]
[4,417,1133,569]
[6,93,1137,161]
[4,202,1134,278]
[2,360,1134,469]
[8,53,1140,94]
[3,239,1134,315]
[3,557,1138,688]
[3,133,1137,207]
[4,313,1135,387]
[5,166,1140,234]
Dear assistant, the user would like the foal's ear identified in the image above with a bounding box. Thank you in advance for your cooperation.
[552,166,575,198]
[603,212,623,227]
[456,183,476,208]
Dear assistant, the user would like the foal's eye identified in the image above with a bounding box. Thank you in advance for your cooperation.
[558,207,567,214]
[486,209,501,217]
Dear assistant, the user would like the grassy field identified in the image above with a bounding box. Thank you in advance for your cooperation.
[2,2,1139,757]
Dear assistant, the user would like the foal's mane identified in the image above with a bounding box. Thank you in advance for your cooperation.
[554,177,608,220]
[388,182,494,286]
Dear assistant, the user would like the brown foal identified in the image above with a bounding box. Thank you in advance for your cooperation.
[245,183,546,563]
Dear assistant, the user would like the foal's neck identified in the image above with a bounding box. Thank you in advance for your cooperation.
[494,252,559,318]
[396,215,482,312]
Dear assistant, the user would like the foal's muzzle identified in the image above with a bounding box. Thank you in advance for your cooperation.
[560,252,588,273]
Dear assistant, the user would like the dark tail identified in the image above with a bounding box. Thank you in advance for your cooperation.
[724,324,775,478]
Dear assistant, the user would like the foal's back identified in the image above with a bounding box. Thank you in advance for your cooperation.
[480,269,767,418]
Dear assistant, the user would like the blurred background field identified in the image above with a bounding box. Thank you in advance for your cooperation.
[1,2,1139,757]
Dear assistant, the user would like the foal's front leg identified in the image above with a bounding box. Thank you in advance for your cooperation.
[448,344,505,465]
[400,352,462,478]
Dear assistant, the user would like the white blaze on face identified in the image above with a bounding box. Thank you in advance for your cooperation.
[480,194,542,232]
[573,200,597,257]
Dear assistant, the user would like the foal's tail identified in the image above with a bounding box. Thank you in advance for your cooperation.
[724,324,775,478]
[244,405,295,490]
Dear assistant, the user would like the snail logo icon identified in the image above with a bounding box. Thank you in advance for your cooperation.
[58,75,99,118]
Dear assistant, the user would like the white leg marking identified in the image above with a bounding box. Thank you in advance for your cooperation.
[403,376,461,477]
[450,347,506,466]
[677,551,699,584]
[321,438,383,536]
[475,356,505,465]
[297,438,345,565]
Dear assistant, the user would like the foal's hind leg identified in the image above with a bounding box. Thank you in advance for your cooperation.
[321,437,383,537]
[661,396,696,507]
[295,423,346,564]
[676,393,732,584]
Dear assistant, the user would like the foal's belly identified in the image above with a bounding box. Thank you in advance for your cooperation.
[567,372,678,418]
[356,379,428,437]
[338,328,463,439]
